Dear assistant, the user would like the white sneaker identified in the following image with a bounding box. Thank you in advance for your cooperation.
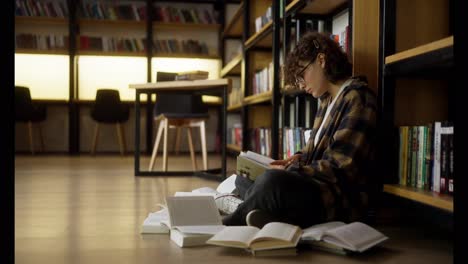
[214,193,243,215]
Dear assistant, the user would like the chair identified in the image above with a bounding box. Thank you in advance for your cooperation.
[90,89,129,155]
[148,72,210,172]
[15,86,47,154]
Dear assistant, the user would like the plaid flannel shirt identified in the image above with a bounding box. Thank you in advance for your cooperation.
[294,76,378,222]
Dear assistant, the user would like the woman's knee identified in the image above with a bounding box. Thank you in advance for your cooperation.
[255,169,292,187]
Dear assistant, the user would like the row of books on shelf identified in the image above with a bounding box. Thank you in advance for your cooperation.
[79,36,146,52]
[16,33,68,50]
[154,6,217,24]
[398,121,454,195]
[252,62,274,95]
[228,86,242,107]
[254,5,272,33]
[154,39,210,55]
[16,0,68,18]
[79,1,145,21]
[282,127,312,159]
[249,128,271,157]
[227,125,242,147]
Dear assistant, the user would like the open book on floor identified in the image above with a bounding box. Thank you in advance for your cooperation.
[300,221,389,254]
[237,151,274,181]
[140,205,170,234]
[206,222,301,252]
[141,174,237,234]
[166,196,225,247]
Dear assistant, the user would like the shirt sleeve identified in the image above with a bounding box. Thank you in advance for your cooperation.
[298,101,377,186]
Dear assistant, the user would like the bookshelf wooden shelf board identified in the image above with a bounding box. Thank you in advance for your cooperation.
[153,22,221,31]
[15,49,69,55]
[385,36,453,65]
[244,21,273,49]
[77,51,147,57]
[153,53,220,59]
[286,0,347,16]
[384,36,453,77]
[15,16,67,25]
[243,91,272,105]
[383,184,453,212]
[80,19,146,27]
[227,144,242,153]
[227,103,243,112]
[221,53,242,77]
[223,2,244,38]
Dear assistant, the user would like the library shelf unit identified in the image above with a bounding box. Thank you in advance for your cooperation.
[15,0,228,154]
[379,0,453,212]
[222,1,244,39]
[221,52,242,77]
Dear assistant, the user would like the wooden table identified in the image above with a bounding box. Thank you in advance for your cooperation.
[129,79,232,179]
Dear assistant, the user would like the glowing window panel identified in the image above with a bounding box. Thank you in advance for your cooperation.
[77,56,147,101]
[15,54,70,100]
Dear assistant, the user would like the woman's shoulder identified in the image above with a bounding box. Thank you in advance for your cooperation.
[342,76,377,108]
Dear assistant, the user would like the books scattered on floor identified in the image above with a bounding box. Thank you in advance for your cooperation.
[166,196,225,247]
[237,151,274,181]
[206,222,302,251]
[300,221,389,254]
[140,204,170,234]
[141,172,389,256]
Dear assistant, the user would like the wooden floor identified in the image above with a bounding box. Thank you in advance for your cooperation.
[15,155,453,264]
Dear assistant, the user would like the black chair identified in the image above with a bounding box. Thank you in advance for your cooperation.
[90,89,129,155]
[148,72,210,172]
[15,86,47,154]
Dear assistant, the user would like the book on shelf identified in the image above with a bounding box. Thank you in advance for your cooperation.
[166,196,225,247]
[300,221,388,254]
[236,151,274,181]
[206,222,302,251]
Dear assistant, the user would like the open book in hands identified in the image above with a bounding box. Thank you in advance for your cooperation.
[237,151,275,181]
[301,221,389,253]
[206,222,302,251]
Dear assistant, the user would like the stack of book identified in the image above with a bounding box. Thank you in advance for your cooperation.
[175,70,209,81]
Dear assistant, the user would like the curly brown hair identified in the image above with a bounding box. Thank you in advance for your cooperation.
[283,31,352,87]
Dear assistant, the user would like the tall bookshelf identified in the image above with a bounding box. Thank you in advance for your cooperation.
[15,0,227,154]
[379,0,454,212]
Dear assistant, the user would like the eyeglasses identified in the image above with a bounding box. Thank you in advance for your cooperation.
[295,60,313,88]
[295,39,320,88]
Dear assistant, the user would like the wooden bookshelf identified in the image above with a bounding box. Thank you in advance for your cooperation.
[153,22,221,31]
[383,184,453,212]
[286,0,347,15]
[223,2,244,38]
[227,103,243,112]
[243,91,272,105]
[77,51,147,57]
[152,53,220,59]
[221,53,242,77]
[80,19,146,27]
[15,16,67,25]
[15,49,69,55]
[385,36,453,64]
[227,144,242,153]
[244,21,273,49]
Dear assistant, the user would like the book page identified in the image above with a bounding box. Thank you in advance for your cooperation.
[192,187,218,194]
[251,222,299,244]
[166,196,222,227]
[174,191,216,197]
[323,222,388,252]
[240,151,274,167]
[207,226,260,249]
[216,174,237,194]
[301,221,345,241]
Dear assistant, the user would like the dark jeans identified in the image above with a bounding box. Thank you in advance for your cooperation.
[223,169,327,228]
